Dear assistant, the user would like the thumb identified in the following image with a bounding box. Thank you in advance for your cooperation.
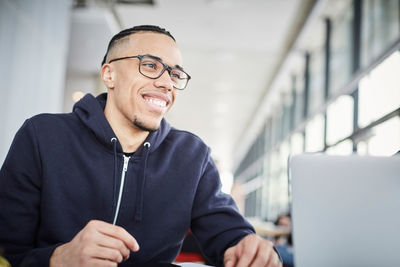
[224,246,237,267]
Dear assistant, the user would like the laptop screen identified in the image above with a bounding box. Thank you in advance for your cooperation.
[289,154,400,267]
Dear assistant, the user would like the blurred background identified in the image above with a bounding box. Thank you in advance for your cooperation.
[0,0,399,224]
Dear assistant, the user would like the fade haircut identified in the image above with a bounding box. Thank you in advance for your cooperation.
[101,25,176,66]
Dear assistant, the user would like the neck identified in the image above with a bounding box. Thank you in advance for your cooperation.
[104,105,149,154]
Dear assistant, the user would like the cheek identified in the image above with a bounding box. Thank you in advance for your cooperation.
[168,92,177,111]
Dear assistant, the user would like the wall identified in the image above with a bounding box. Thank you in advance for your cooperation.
[0,0,72,162]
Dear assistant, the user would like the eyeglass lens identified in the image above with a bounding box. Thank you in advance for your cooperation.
[139,55,189,89]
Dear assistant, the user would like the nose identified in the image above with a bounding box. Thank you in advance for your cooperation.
[154,70,174,92]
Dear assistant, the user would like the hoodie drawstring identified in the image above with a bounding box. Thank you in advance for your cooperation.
[135,141,151,221]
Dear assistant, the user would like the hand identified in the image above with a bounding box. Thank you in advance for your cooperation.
[223,234,282,267]
[50,220,139,267]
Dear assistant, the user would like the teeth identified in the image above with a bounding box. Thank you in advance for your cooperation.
[146,98,167,107]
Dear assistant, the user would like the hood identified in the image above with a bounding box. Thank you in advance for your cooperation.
[73,93,171,154]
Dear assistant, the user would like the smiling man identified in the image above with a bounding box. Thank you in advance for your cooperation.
[0,25,282,267]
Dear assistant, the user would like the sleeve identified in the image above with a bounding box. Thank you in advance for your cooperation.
[0,119,57,267]
[190,150,255,267]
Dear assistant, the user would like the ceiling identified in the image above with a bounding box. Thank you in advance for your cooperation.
[65,0,315,172]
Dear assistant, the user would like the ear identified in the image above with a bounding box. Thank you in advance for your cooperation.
[101,64,115,89]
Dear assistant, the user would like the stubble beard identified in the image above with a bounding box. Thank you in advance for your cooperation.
[133,116,159,132]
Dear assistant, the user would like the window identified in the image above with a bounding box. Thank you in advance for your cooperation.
[277,93,291,140]
[326,139,353,155]
[290,132,304,155]
[357,116,400,156]
[359,51,400,127]
[262,150,282,220]
[271,106,283,146]
[294,74,305,126]
[361,0,400,67]
[305,114,325,152]
[244,191,257,217]
[234,0,400,221]
[326,95,354,145]
[308,49,325,114]
[330,3,353,94]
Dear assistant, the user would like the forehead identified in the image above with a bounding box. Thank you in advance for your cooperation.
[122,32,182,66]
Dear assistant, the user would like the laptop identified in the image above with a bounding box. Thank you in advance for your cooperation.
[289,154,400,267]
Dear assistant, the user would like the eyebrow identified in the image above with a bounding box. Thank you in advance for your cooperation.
[146,54,184,71]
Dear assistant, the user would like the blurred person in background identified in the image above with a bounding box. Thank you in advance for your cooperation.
[274,214,293,267]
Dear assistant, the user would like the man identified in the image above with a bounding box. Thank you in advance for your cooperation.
[0,25,281,267]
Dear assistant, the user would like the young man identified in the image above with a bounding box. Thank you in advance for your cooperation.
[0,25,282,267]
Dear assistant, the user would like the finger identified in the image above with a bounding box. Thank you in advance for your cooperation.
[87,246,124,263]
[249,240,273,267]
[266,249,281,267]
[90,220,139,251]
[97,235,131,260]
[87,258,118,267]
[81,222,130,260]
[224,246,238,267]
[236,235,259,267]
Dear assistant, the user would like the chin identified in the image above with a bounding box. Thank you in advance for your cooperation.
[133,118,161,132]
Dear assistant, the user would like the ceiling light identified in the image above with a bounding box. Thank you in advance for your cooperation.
[116,0,154,4]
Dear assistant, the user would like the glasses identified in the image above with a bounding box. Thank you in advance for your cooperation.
[108,54,191,90]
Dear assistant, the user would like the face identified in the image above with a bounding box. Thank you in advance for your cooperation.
[102,32,183,132]
[277,216,291,227]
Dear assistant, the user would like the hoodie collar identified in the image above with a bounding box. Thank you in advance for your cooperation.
[73,93,171,154]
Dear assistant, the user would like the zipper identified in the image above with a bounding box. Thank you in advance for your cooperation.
[112,155,130,225]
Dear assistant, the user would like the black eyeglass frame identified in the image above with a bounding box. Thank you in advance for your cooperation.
[108,54,191,90]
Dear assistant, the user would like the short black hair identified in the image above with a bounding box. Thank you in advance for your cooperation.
[101,25,176,66]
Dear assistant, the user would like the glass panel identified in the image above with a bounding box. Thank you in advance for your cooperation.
[357,116,400,156]
[277,170,289,216]
[244,191,257,217]
[330,4,353,94]
[277,142,290,217]
[290,132,304,155]
[268,174,285,221]
[305,114,325,152]
[271,108,282,147]
[281,93,292,140]
[270,149,280,177]
[255,187,262,218]
[261,156,271,220]
[359,51,400,127]
[361,0,400,67]
[264,150,281,221]
[294,75,305,127]
[326,95,354,145]
[279,141,290,171]
[308,49,325,114]
[265,119,272,153]
[326,139,353,155]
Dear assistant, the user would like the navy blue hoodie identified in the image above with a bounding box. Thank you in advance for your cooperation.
[0,93,254,266]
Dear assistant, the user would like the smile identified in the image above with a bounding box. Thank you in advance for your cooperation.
[144,97,167,107]
[141,92,172,114]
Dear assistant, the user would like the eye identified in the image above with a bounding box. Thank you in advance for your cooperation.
[170,70,185,80]
[171,73,180,79]
[141,61,157,70]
